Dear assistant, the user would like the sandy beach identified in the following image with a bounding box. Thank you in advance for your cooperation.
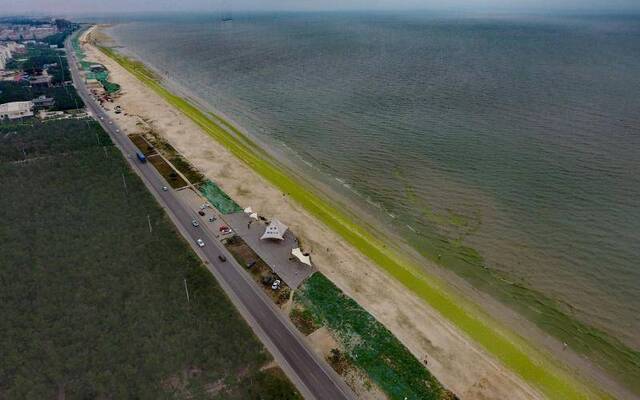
[79,25,559,400]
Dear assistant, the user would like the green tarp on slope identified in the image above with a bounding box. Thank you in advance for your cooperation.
[199,180,243,215]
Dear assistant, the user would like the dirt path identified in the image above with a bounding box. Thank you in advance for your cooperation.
[81,26,543,400]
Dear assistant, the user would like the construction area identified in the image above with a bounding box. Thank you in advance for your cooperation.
[72,32,120,101]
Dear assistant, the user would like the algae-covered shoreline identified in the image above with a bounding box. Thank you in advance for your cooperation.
[79,25,637,399]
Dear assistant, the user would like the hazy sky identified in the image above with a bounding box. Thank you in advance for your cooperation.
[4,0,640,15]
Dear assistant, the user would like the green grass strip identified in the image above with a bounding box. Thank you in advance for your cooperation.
[98,45,609,400]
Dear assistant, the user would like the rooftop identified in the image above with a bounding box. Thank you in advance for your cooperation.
[0,101,33,113]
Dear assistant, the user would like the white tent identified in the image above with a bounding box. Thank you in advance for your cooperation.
[291,248,311,266]
[261,219,288,240]
[244,206,253,214]
[249,212,258,220]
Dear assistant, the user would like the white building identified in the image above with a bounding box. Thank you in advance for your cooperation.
[0,101,34,120]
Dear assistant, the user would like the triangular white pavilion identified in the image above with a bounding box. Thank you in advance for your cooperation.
[291,248,311,266]
[260,219,288,240]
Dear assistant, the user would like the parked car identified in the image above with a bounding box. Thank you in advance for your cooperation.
[218,255,227,262]
[208,216,216,222]
[198,210,205,216]
[271,279,281,290]
[196,238,205,247]
[192,219,199,227]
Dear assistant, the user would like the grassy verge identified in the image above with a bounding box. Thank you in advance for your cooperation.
[97,44,609,399]
[129,133,157,156]
[0,119,300,399]
[295,273,455,400]
[147,154,188,188]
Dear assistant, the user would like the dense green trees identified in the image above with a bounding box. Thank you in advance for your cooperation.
[0,120,300,399]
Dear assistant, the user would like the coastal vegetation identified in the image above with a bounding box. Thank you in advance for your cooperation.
[96,43,614,399]
[295,273,455,400]
[0,118,300,399]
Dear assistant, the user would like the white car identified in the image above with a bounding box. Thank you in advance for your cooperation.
[162,186,168,191]
[115,129,120,133]
[196,238,205,247]
[271,279,281,290]
[108,121,113,124]
[100,116,104,120]
[192,219,200,227]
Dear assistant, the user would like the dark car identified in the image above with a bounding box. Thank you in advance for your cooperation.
[198,210,205,216]
[218,255,227,262]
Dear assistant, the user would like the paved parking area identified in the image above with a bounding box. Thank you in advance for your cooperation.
[225,213,315,289]
[176,187,314,289]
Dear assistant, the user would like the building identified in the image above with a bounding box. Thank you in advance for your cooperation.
[0,70,19,81]
[0,101,34,120]
[32,95,55,109]
[0,42,20,70]
[30,74,52,88]
[0,24,57,41]
[89,64,105,72]
[30,25,58,39]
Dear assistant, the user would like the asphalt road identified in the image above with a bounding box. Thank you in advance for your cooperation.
[65,35,354,400]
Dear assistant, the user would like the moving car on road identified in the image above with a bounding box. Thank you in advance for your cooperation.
[218,255,227,262]
[196,238,205,247]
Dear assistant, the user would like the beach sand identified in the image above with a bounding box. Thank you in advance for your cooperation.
[81,26,543,400]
